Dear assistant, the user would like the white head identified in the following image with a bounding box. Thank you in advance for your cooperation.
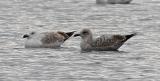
[23,31,36,39]
[23,31,44,48]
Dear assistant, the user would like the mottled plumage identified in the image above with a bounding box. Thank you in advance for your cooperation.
[74,28,136,51]
[107,0,132,4]
[96,0,132,4]
[23,31,75,48]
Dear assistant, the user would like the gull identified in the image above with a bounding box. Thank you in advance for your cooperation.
[96,0,132,4]
[74,28,136,51]
[23,31,75,48]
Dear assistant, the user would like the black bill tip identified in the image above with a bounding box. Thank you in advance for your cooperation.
[74,34,80,37]
[23,34,29,38]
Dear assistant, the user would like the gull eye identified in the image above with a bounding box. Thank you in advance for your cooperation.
[30,32,35,35]
[82,31,88,35]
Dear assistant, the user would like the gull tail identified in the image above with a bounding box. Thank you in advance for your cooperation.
[65,31,76,37]
[63,31,76,41]
[125,33,137,41]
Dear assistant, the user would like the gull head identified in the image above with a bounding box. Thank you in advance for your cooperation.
[23,32,36,39]
[74,28,92,39]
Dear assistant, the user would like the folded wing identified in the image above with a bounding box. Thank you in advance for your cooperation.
[92,33,136,50]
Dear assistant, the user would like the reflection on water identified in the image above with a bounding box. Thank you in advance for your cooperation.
[0,0,160,81]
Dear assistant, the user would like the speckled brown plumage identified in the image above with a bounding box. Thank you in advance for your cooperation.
[74,28,136,51]
[41,32,65,44]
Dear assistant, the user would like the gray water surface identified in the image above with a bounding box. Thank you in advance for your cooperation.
[0,0,160,81]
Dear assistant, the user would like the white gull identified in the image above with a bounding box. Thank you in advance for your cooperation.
[23,31,75,48]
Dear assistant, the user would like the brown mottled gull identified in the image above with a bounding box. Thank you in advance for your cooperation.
[23,31,75,48]
[96,0,132,4]
[74,28,136,51]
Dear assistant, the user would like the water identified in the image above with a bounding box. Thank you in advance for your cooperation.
[0,0,160,81]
